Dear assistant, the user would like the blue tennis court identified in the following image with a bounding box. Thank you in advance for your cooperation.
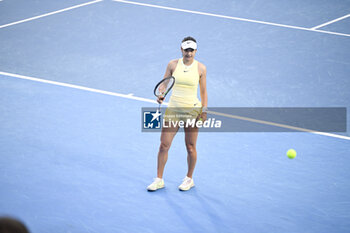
[1,0,350,232]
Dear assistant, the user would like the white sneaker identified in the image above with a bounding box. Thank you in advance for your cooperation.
[178,176,194,191]
[147,178,164,191]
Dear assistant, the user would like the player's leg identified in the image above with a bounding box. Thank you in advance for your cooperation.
[148,124,179,191]
[178,125,198,191]
[157,124,179,178]
[184,125,199,178]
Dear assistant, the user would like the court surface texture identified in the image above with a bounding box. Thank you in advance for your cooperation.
[1,0,350,232]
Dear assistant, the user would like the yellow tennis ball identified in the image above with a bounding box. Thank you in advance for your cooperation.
[287,149,297,159]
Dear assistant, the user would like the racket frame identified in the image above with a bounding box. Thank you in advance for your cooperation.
[153,76,175,111]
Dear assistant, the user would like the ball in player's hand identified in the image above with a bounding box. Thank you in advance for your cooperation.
[287,149,297,159]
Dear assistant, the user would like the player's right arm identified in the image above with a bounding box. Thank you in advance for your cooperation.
[157,60,177,104]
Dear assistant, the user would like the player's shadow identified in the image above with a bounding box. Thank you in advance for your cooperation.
[164,188,229,232]
[192,190,231,232]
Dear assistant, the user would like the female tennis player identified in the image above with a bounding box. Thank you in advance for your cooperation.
[147,36,208,191]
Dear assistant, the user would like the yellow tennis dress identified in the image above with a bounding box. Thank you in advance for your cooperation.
[164,58,202,121]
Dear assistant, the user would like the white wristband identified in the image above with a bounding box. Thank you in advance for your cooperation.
[202,107,208,113]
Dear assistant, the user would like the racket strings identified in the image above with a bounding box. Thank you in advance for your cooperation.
[156,78,175,97]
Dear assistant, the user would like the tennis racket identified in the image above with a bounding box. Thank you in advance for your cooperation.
[154,76,175,111]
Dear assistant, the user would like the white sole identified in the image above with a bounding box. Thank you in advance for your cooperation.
[147,185,165,192]
[179,183,194,191]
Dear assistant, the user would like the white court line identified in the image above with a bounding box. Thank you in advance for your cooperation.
[0,71,157,104]
[1,70,349,141]
[210,111,350,141]
[0,0,103,29]
[311,14,350,30]
[112,0,350,37]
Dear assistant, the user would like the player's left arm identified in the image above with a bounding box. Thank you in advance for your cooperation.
[199,63,208,121]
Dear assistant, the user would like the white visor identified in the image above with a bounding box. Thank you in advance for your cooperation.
[181,40,197,50]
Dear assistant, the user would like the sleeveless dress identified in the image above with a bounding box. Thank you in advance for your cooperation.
[164,58,202,122]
